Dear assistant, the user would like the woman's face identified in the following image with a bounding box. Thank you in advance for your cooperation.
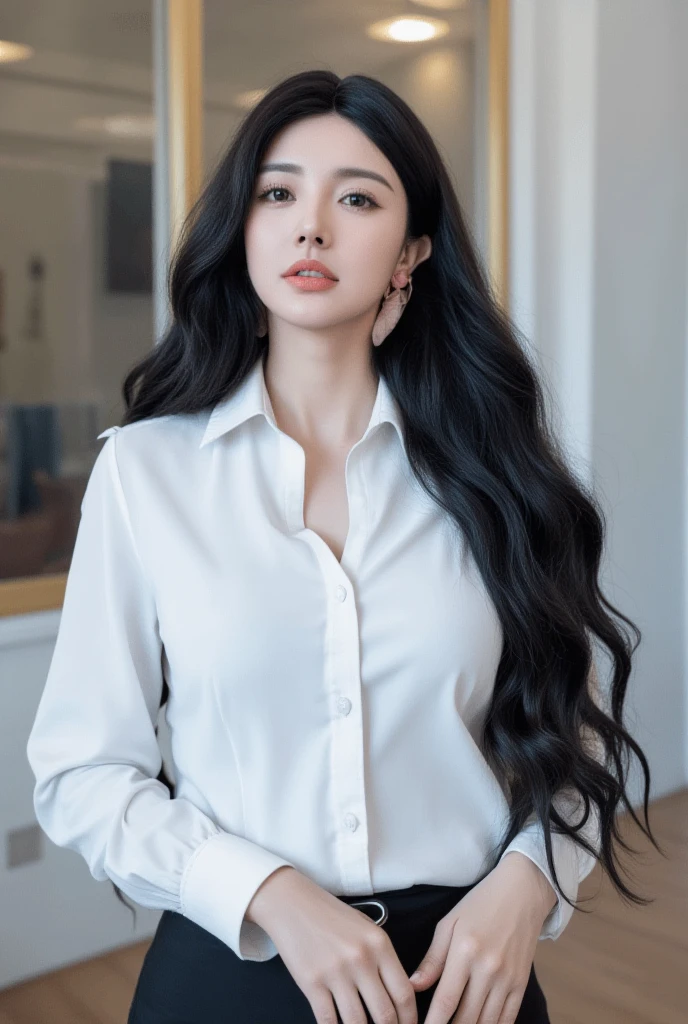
[244,112,425,336]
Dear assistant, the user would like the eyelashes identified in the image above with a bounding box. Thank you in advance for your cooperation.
[255,183,379,210]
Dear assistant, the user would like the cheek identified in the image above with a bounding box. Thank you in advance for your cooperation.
[346,243,397,305]
[348,219,404,286]
[244,204,274,250]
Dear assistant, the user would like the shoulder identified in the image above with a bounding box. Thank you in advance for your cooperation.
[96,411,208,465]
[91,413,209,508]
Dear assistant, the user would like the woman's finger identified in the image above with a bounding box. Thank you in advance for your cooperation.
[352,956,418,1024]
[467,978,512,1024]
[329,972,384,1023]
[423,936,472,1024]
[307,980,345,1024]
[377,949,423,1024]
[490,986,526,1024]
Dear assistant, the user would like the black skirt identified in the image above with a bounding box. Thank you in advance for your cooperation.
[128,881,551,1023]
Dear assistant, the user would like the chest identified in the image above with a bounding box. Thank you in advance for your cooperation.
[301,444,350,565]
[142,427,504,722]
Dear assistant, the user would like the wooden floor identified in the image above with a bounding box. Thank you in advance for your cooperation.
[0,788,685,1023]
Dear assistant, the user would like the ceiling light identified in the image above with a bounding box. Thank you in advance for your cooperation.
[367,16,450,44]
[74,115,156,140]
[0,40,34,64]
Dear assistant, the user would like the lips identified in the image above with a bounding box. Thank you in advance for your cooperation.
[282,259,338,280]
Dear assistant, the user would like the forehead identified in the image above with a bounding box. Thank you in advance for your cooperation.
[259,113,398,183]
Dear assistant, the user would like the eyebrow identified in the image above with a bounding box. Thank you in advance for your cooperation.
[257,162,394,192]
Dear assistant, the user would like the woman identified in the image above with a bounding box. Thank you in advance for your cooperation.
[27,70,661,1024]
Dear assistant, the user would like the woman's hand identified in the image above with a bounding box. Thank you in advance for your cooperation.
[408,853,557,1024]
[247,865,419,1024]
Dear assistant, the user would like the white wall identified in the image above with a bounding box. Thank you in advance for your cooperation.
[509,0,688,799]
[509,0,599,474]
[592,0,688,797]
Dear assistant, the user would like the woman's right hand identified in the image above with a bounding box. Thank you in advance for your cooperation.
[246,866,419,1024]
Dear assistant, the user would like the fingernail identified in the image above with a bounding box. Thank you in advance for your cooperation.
[410,971,422,981]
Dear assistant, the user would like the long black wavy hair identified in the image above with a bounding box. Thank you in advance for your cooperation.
[110,69,664,926]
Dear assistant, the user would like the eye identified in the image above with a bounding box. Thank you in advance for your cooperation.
[341,190,379,209]
[255,183,379,210]
[256,184,292,203]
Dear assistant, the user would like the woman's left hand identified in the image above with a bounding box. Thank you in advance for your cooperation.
[409,852,557,1024]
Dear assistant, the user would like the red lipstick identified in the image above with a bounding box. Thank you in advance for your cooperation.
[282,258,338,290]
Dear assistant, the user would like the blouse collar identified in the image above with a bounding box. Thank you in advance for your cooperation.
[200,354,404,450]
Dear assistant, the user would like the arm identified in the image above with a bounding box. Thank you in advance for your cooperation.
[26,430,295,961]
[497,658,604,941]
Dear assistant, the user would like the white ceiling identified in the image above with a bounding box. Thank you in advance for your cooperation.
[0,0,478,97]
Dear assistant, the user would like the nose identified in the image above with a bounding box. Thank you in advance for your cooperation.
[298,232,325,245]
[296,204,329,248]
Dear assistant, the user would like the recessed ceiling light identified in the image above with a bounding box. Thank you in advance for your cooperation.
[0,40,34,64]
[74,115,156,140]
[367,16,450,44]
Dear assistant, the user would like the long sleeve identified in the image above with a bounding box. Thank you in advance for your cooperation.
[498,659,604,941]
[26,429,295,962]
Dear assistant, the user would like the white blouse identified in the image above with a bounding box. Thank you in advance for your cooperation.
[26,353,600,963]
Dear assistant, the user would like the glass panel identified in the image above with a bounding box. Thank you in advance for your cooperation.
[0,3,155,583]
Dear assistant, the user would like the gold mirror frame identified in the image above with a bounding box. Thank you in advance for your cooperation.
[0,0,509,618]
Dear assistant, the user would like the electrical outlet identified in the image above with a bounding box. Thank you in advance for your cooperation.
[7,824,43,868]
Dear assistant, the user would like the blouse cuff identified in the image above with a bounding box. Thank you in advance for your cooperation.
[180,832,296,960]
[499,831,580,940]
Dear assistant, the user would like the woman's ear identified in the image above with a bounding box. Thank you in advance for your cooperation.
[399,234,432,277]
[413,234,433,270]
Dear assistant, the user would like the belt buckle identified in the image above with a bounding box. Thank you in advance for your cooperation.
[348,898,389,927]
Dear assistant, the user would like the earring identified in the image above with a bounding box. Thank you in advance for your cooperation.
[372,271,413,347]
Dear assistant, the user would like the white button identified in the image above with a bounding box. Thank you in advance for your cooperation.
[335,585,347,602]
[337,696,352,716]
[344,813,358,831]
